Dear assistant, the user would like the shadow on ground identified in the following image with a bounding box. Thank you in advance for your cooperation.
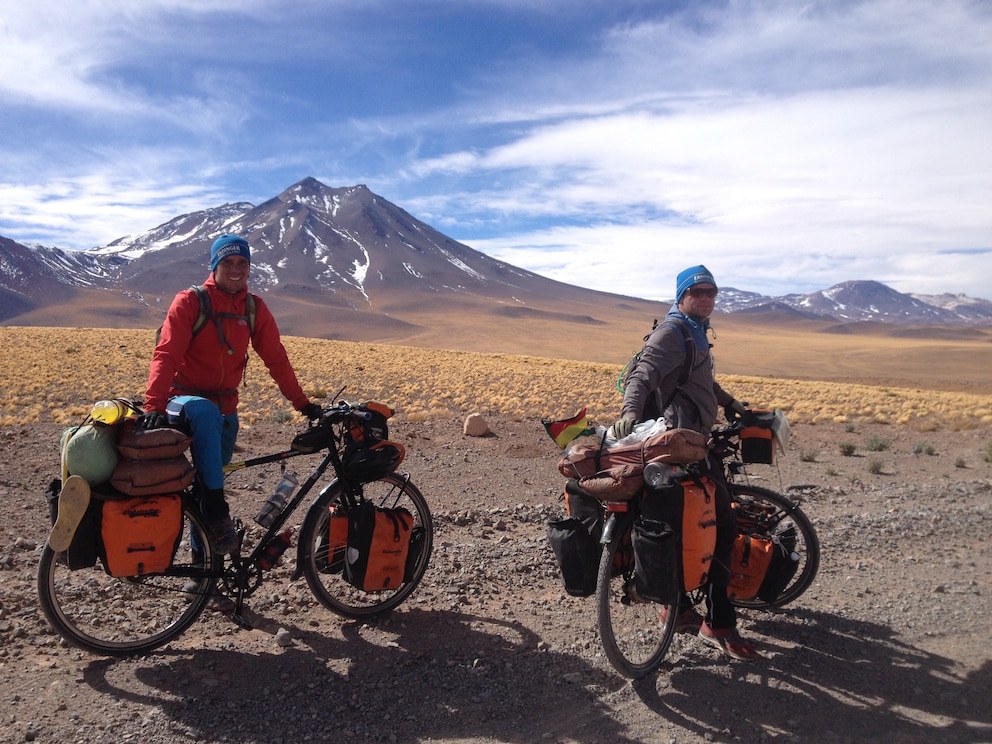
[634,608,991,743]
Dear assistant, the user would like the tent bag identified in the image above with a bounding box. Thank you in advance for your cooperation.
[110,456,195,497]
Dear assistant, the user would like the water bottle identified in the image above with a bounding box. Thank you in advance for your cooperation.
[643,462,675,489]
[90,399,130,426]
[258,529,293,570]
[254,471,299,528]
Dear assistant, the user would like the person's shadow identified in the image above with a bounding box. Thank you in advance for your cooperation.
[633,607,991,743]
[82,607,640,743]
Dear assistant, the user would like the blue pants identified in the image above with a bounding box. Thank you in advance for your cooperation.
[166,396,239,490]
[166,396,239,553]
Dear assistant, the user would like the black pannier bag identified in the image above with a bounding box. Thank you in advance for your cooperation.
[547,479,603,597]
[631,517,679,604]
[44,478,101,570]
[756,525,800,602]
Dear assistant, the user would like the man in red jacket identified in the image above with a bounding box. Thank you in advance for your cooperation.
[141,234,321,557]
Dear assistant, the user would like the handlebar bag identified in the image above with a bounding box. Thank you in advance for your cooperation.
[739,409,778,464]
[345,500,413,591]
[346,402,393,444]
[99,494,183,577]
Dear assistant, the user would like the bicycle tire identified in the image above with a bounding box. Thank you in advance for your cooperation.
[596,519,679,679]
[299,473,433,619]
[727,484,820,609]
[37,504,219,656]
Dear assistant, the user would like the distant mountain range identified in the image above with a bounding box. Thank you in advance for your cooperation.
[2,177,990,341]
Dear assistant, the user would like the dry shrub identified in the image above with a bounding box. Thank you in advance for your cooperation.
[1,327,989,434]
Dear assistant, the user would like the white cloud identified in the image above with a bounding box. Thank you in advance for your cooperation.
[0,0,989,299]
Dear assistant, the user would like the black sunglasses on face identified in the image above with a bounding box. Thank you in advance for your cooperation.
[688,286,718,298]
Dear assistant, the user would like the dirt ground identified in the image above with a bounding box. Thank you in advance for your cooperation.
[2,414,991,744]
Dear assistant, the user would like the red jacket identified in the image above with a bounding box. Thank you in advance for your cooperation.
[145,275,308,415]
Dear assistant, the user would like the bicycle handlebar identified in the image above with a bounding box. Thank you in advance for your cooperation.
[315,400,371,424]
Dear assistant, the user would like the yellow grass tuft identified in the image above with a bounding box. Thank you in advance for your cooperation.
[0,326,988,432]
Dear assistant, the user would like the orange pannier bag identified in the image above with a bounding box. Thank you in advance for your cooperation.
[325,504,349,574]
[728,533,776,600]
[679,476,718,592]
[345,501,414,591]
[99,494,183,577]
[632,474,718,602]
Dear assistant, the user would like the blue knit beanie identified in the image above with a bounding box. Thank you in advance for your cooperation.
[210,234,251,271]
[676,265,717,301]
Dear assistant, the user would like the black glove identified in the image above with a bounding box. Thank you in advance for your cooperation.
[723,399,748,422]
[138,411,169,430]
[300,403,323,421]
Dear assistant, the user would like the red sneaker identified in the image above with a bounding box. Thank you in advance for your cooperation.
[699,622,762,661]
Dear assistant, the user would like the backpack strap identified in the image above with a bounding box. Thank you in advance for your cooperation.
[657,317,697,415]
[188,284,256,340]
[666,318,695,389]
[189,285,211,335]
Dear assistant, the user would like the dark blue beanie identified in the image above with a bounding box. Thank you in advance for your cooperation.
[676,265,717,301]
[210,234,251,271]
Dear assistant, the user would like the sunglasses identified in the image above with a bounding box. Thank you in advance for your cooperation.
[687,286,718,298]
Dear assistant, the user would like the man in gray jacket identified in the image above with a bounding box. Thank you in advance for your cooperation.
[610,264,759,660]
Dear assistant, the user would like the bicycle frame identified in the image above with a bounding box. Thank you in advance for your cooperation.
[38,398,434,655]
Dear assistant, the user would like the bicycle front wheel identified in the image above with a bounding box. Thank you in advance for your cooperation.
[37,504,218,656]
[728,484,820,609]
[596,519,679,679]
[299,474,433,619]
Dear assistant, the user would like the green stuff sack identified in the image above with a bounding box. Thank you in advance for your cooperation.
[61,424,119,487]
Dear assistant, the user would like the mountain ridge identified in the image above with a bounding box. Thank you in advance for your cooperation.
[2,179,990,346]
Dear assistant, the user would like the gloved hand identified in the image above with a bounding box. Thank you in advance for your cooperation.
[723,399,748,422]
[608,416,636,440]
[138,411,169,430]
[300,402,323,421]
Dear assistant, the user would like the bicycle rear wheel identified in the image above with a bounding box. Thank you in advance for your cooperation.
[37,504,218,656]
[299,474,433,619]
[728,484,820,609]
[596,519,679,679]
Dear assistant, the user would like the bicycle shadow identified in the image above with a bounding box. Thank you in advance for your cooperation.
[633,608,991,743]
[81,607,638,743]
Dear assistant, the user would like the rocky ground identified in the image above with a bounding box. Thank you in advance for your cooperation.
[2,414,991,744]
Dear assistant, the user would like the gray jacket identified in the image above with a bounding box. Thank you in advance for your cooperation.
[620,310,734,435]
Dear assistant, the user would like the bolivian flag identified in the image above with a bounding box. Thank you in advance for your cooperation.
[542,407,596,449]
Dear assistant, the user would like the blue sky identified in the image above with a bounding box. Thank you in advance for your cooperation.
[2,0,990,301]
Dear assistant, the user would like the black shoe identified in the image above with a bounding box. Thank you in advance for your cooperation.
[206,516,238,555]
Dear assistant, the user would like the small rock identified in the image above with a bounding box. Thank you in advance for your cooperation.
[463,413,491,437]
